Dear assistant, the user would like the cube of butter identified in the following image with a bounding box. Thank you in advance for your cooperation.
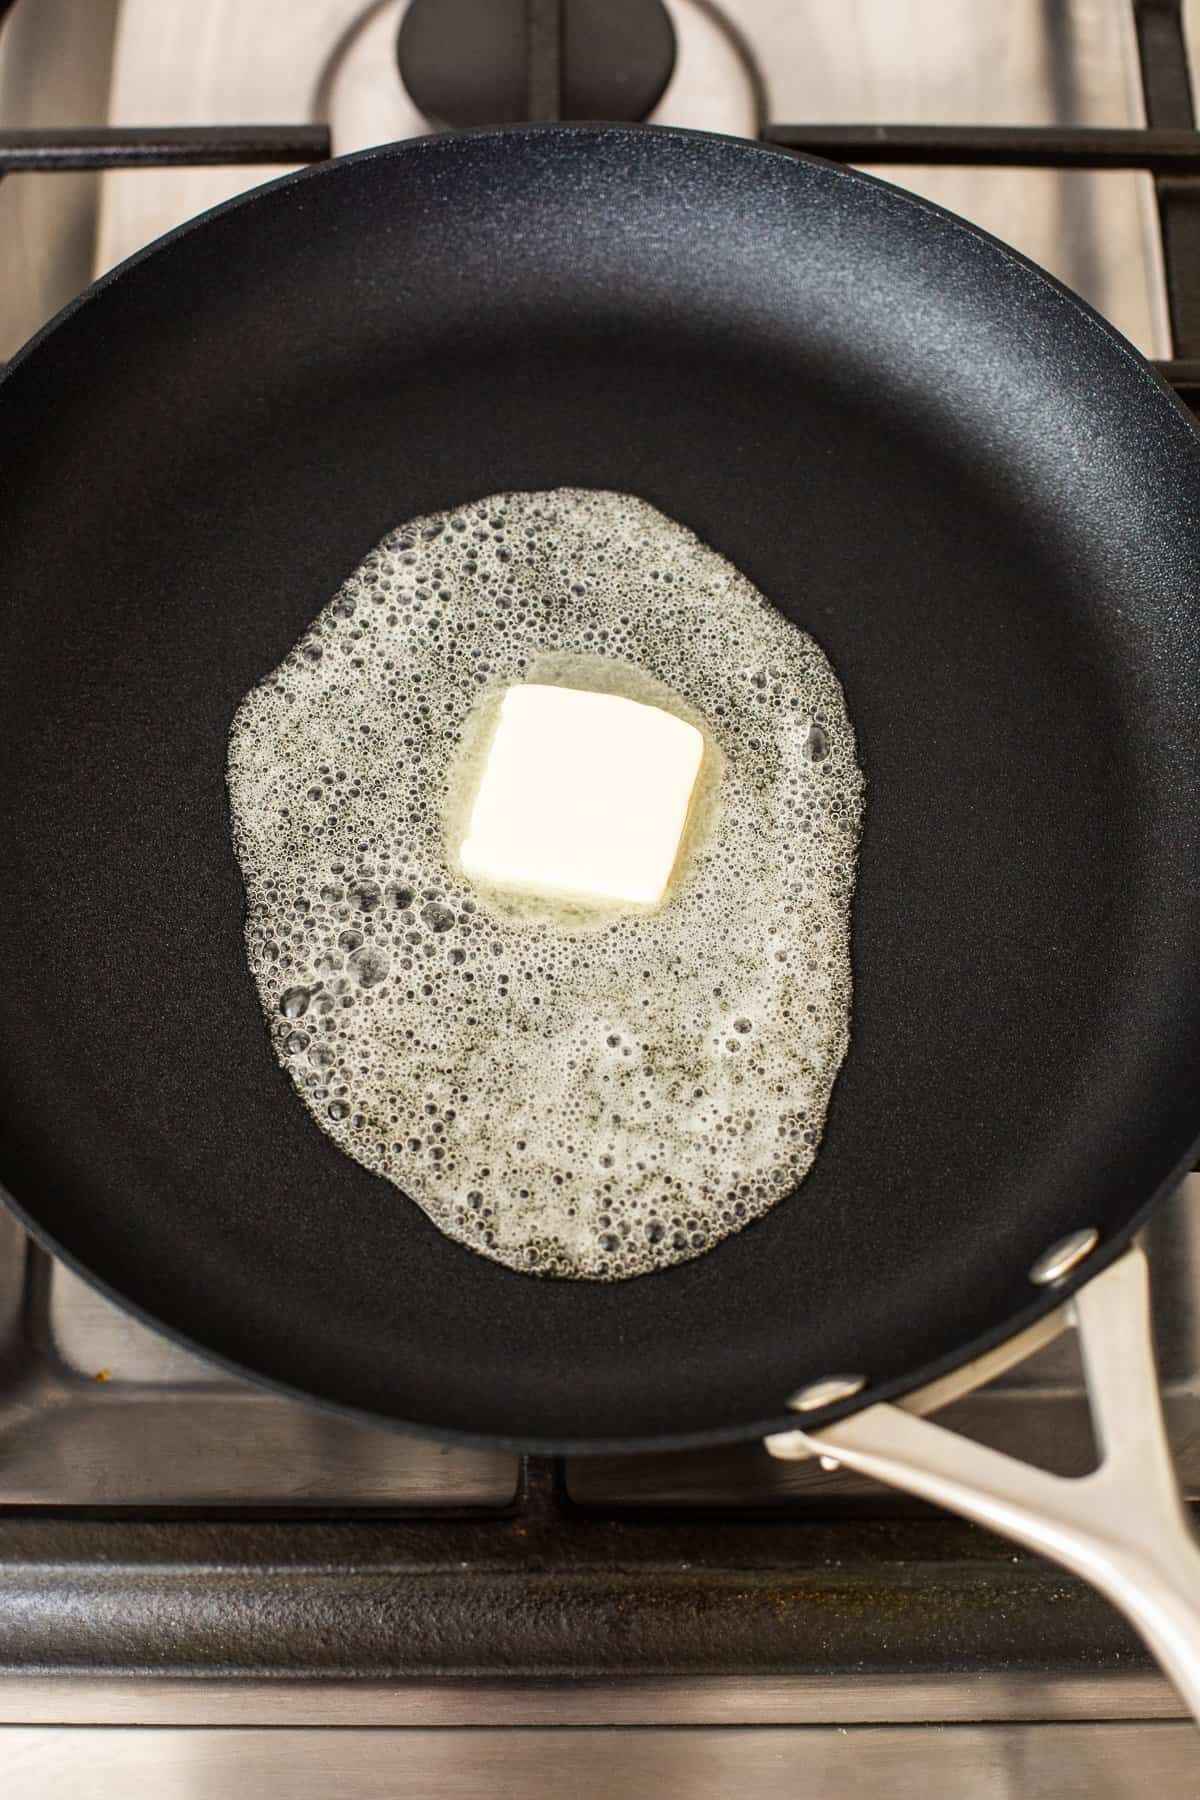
[458,683,704,908]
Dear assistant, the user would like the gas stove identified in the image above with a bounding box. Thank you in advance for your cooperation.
[3,3,1200,1792]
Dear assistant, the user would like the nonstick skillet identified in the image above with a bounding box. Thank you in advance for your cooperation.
[2,125,1200,1707]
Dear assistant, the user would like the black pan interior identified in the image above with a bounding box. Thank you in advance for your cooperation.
[1,126,1199,1451]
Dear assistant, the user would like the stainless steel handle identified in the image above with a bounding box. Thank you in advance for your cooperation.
[766,1247,1200,1720]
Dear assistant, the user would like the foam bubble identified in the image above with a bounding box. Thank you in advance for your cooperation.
[227,489,864,1279]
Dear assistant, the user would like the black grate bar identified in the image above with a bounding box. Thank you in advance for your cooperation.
[1134,0,1200,356]
[526,0,563,124]
[1157,356,1200,412]
[764,122,1200,171]
[0,1506,1165,1686]
[0,125,331,174]
[1135,0,1195,125]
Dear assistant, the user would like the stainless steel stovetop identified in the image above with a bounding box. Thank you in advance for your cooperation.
[4,3,1200,1794]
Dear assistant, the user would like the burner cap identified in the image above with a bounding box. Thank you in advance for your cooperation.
[397,0,677,128]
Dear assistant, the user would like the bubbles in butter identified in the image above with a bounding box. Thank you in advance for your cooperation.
[227,489,864,1279]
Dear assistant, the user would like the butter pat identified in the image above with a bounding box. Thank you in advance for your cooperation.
[459,683,704,908]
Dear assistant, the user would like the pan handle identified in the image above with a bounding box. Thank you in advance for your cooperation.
[765,1247,1200,1721]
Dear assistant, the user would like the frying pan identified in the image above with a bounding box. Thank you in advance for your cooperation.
[3,124,1200,1707]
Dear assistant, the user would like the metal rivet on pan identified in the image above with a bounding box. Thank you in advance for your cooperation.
[786,1373,867,1413]
[1029,1227,1099,1287]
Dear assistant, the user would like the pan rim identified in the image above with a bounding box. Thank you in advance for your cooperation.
[5,119,1199,450]
[1,1149,1192,1456]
